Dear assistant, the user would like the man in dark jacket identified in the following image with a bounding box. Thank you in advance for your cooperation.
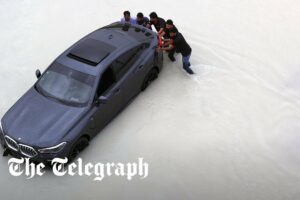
[159,28,194,74]
[148,12,165,34]
[161,19,177,39]
[161,19,178,62]
[136,12,150,27]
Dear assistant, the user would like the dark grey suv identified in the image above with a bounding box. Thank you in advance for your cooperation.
[0,22,163,162]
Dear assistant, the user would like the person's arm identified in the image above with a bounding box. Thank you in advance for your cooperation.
[131,17,137,25]
[144,17,150,26]
[158,28,164,35]
[159,31,166,37]
[162,41,169,47]
[160,44,174,51]
[163,38,173,46]
[158,19,166,35]
[146,22,152,29]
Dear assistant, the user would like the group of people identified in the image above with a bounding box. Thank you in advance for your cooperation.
[120,11,194,74]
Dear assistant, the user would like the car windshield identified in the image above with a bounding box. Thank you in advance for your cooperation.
[36,62,95,106]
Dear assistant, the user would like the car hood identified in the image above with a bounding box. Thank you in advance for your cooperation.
[2,87,88,147]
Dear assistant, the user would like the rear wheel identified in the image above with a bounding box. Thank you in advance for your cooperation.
[141,68,158,91]
[68,136,89,162]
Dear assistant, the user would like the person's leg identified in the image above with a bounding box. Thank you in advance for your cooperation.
[168,47,176,62]
[182,54,194,74]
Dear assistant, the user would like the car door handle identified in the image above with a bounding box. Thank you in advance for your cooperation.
[114,88,121,95]
[133,65,144,74]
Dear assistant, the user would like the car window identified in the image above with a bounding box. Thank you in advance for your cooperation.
[111,46,142,80]
[96,67,116,97]
[96,44,147,97]
[36,62,95,106]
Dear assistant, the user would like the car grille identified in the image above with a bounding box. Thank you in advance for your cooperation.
[4,135,38,158]
[19,144,38,158]
[4,135,19,151]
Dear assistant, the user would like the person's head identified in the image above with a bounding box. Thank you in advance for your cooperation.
[123,11,131,21]
[166,19,174,29]
[149,12,158,24]
[169,27,178,37]
[136,12,144,23]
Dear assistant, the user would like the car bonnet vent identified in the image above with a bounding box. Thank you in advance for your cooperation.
[67,38,115,66]
[135,27,141,32]
[122,24,130,31]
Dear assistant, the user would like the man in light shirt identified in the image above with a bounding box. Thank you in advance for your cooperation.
[120,11,136,25]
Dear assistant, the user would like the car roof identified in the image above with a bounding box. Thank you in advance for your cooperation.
[55,22,156,76]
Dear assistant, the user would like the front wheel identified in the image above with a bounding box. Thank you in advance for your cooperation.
[141,68,158,91]
[68,136,89,162]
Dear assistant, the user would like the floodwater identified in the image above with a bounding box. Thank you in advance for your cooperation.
[0,0,300,199]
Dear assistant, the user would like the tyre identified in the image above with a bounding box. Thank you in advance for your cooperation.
[141,68,158,91]
[68,136,89,162]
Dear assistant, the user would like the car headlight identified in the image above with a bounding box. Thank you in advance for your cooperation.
[38,142,66,154]
[0,121,3,134]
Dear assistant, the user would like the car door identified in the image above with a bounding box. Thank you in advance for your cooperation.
[90,45,151,133]
[89,47,142,133]
[90,66,120,133]
[131,43,156,88]
[107,46,143,113]
[112,44,152,106]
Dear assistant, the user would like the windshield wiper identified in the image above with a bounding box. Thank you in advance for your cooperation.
[35,84,46,97]
[35,84,84,107]
[35,84,57,101]
[35,84,67,104]
[37,85,82,106]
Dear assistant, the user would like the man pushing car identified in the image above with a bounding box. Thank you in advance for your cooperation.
[158,28,194,74]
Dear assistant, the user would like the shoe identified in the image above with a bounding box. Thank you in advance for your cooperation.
[185,67,194,74]
[183,65,194,74]
[168,54,176,62]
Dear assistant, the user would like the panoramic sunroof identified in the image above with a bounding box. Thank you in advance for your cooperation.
[68,38,115,66]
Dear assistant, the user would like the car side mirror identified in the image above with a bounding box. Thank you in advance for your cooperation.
[94,96,108,106]
[99,96,108,104]
[36,69,41,79]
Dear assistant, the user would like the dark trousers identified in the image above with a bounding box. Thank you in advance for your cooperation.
[168,47,176,58]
